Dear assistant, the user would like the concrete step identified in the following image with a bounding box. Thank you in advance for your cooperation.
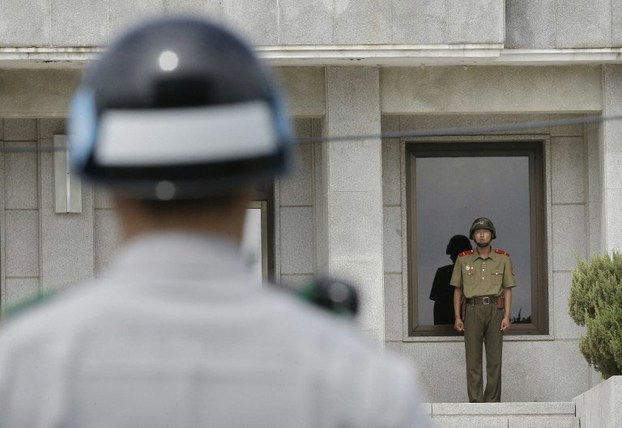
[426,402,578,428]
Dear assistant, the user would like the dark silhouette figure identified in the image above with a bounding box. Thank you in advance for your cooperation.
[429,235,472,325]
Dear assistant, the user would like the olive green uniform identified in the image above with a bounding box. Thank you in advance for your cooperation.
[450,247,515,403]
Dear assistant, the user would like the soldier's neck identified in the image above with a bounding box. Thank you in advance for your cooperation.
[476,245,492,258]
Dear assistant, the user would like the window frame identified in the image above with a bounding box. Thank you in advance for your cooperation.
[405,139,549,337]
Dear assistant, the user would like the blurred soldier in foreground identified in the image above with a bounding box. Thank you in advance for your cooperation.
[0,17,430,427]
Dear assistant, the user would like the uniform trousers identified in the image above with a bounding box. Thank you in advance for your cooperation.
[463,303,504,403]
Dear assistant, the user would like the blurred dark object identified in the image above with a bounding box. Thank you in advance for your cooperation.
[294,276,359,317]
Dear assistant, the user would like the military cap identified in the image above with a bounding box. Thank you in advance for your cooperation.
[469,217,496,239]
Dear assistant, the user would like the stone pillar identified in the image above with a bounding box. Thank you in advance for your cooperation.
[319,67,384,341]
[602,66,622,253]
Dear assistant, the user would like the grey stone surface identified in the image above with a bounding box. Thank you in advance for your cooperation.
[381,67,603,114]
[333,0,392,44]
[94,186,115,209]
[551,341,590,401]
[164,0,222,18]
[279,274,314,288]
[383,206,402,273]
[222,0,278,45]
[505,0,556,48]
[41,206,94,287]
[551,204,586,271]
[39,119,66,140]
[382,138,401,206]
[94,209,120,276]
[277,68,325,118]
[384,273,403,341]
[4,143,38,209]
[432,416,509,428]
[109,1,166,40]
[5,210,40,277]
[551,137,585,204]
[325,68,381,192]
[432,402,578,428]
[605,151,622,189]
[553,272,584,340]
[293,118,312,139]
[586,123,601,203]
[388,341,466,403]
[574,375,622,428]
[503,341,558,402]
[3,278,40,310]
[279,0,333,44]
[0,70,81,118]
[503,340,589,402]
[433,402,576,415]
[555,0,611,48]
[507,416,578,428]
[381,115,399,133]
[550,114,585,137]
[604,189,622,253]
[50,0,109,46]
[613,0,622,47]
[326,67,380,135]
[398,113,551,136]
[330,259,383,332]
[587,201,602,256]
[327,191,383,261]
[0,0,50,46]
[279,206,315,275]
[392,0,504,44]
[327,140,382,192]
[39,139,55,209]
[603,66,622,154]
[4,119,37,142]
[279,139,314,207]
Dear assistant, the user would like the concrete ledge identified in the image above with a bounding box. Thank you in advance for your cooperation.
[429,402,578,428]
[432,402,575,416]
[4,46,622,68]
[574,376,622,428]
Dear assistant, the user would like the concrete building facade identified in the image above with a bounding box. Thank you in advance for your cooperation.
[1,0,620,404]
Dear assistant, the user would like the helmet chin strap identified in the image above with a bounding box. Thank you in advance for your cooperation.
[476,241,491,248]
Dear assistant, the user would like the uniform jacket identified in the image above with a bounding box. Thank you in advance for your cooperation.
[0,232,430,428]
[449,247,516,298]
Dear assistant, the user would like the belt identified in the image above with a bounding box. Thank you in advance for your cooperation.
[465,296,500,305]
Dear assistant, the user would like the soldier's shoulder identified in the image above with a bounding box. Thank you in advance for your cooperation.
[458,250,474,257]
[494,249,510,257]
[2,290,57,320]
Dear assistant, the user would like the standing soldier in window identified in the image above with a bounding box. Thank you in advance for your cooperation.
[450,217,515,403]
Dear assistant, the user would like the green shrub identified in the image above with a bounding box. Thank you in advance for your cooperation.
[569,252,622,379]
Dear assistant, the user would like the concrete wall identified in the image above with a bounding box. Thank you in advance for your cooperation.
[1,0,504,47]
[0,118,119,312]
[8,0,622,50]
[574,376,622,428]
[506,0,622,49]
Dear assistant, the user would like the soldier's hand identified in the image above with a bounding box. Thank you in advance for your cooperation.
[500,317,511,331]
[454,319,464,332]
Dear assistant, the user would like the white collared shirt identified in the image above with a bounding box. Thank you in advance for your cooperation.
[0,232,430,427]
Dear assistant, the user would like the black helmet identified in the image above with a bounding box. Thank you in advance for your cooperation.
[469,217,496,239]
[68,16,292,200]
[446,235,472,258]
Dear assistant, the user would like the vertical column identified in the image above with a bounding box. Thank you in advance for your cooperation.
[39,119,94,290]
[320,67,384,341]
[602,66,622,254]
